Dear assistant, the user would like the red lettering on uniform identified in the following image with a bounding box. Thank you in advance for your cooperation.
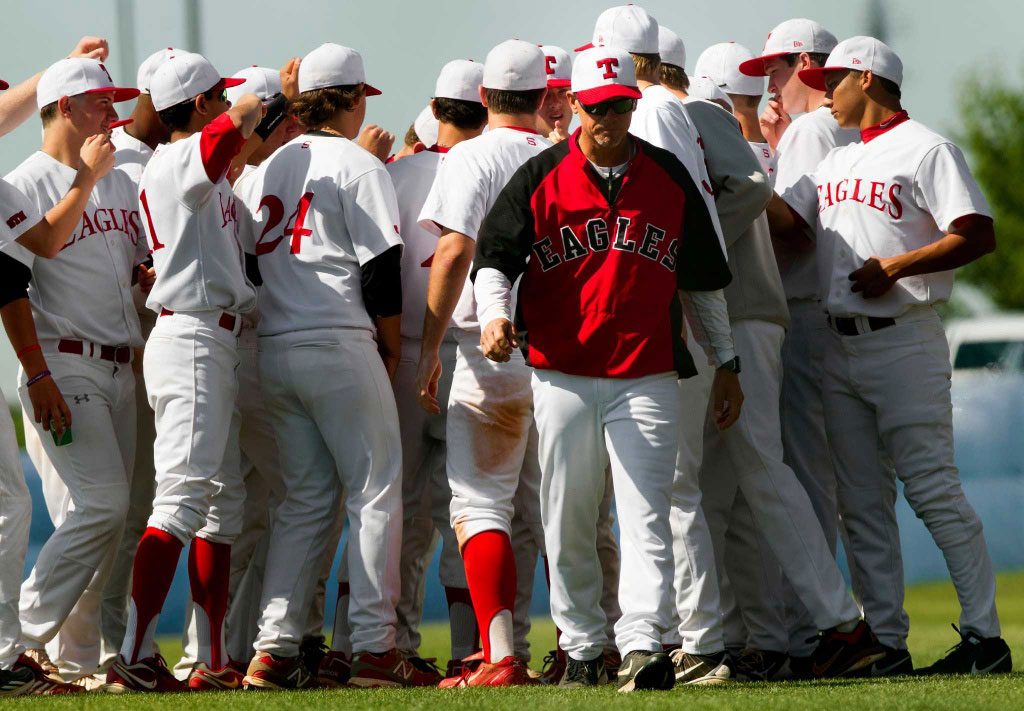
[218,192,237,230]
[79,210,97,239]
[887,183,904,219]
[834,178,849,202]
[596,57,620,79]
[140,190,164,250]
[545,55,557,75]
[286,192,314,254]
[421,253,434,268]
[868,181,886,211]
[95,208,115,232]
[851,178,866,203]
[526,136,537,146]
[255,194,285,255]
[127,210,141,243]
[5,211,26,229]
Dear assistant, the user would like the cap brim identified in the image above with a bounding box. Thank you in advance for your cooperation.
[547,79,571,88]
[575,84,642,104]
[574,42,595,52]
[85,86,142,103]
[364,83,382,96]
[0,79,8,91]
[797,66,844,91]
[213,77,248,91]
[738,52,791,77]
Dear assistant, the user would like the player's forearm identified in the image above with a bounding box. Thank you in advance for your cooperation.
[885,218,996,280]
[0,72,42,138]
[17,173,99,258]
[375,313,401,364]
[421,231,474,355]
[1,298,48,378]
[766,193,813,252]
[474,267,513,326]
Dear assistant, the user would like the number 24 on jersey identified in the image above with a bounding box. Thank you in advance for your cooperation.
[256,192,315,256]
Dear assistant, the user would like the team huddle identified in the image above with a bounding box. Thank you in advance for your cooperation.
[0,2,1013,697]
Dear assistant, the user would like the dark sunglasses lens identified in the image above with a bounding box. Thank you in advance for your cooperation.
[611,98,636,114]
[582,98,635,116]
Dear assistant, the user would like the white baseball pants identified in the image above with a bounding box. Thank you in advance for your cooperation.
[145,312,244,545]
[824,308,1000,647]
[254,328,402,657]
[18,352,135,654]
[699,319,860,633]
[533,369,679,660]
[0,392,30,670]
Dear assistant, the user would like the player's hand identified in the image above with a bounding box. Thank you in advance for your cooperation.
[416,350,443,415]
[78,133,116,184]
[760,95,792,151]
[29,374,72,436]
[358,125,395,163]
[849,256,900,299]
[280,58,301,101]
[481,318,518,363]
[68,36,109,61]
[137,265,157,294]
[547,119,568,144]
[710,368,743,430]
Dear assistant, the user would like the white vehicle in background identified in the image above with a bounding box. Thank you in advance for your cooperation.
[945,314,1024,372]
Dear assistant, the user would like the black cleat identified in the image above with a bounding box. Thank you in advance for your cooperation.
[810,621,886,678]
[733,648,789,681]
[670,649,732,685]
[616,651,675,693]
[559,657,607,688]
[851,645,913,677]
[916,625,1012,676]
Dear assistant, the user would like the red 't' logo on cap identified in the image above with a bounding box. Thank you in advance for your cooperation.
[545,55,557,75]
[596,57,620,79]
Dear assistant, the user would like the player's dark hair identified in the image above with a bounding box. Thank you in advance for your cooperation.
[39,101,59,127]
[433,97,488,130]
[784,52,830,69]
[403,123,419,147]
[292,85,364,130]
[877,76,902,99]
[729,93,761,110]
[156,88,221,132]
[484,88,545,116]
[630,53,661,82]
[659,63,689,92]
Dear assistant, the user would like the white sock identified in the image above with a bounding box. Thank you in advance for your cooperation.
[487,610,514,663]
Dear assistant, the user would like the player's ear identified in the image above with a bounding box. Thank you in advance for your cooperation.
[535,87,548,112]
[194,92,207,118]
[860,70,874,92]
[479,85,488,108]
[430,98,439,121]
[58,95,73,120]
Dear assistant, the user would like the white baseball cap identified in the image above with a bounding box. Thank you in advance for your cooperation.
[540,45,572,88]
[434,59,483,102]
[658,26,686,69]
[298,43,381,96]
[688,76,734,111]
[738,18,838,77]
[37,58,139,110]
[799,36,904,91]
[226,66,281,104]
[482,40,547,91]
[414,104,439,147]
[695,43,764,97]
[571,46,642,104]
[137,48,180,94]
[150,52,244,112]
[578,4,659,54]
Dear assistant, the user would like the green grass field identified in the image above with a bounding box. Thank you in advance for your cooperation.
[12,572,1024,709]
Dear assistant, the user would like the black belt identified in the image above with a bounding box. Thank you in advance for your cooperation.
[827,315,896,337]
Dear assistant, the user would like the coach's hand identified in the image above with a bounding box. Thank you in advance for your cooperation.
[29,374,72,436]
[416,350,443,415]
[711,368,743,430]
[481,318,517,363]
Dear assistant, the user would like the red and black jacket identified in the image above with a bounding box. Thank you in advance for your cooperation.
[472,129,731,379]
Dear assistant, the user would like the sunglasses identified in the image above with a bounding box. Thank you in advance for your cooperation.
[579,97,637,116]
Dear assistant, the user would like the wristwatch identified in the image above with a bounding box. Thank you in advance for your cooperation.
[717,356,742,374]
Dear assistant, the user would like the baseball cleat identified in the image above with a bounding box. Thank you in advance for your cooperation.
[559,656,607,688]
[22,648,62,682]
[242,652,315,690]
[915,625,1012,676]
[849,646,913,677]
[188,662,244,691]
[69,673,109,691]
[443,655,481,682]
[732,648,789,681]
[317,651,352,687]
[438,653,534,688]
[670,649,732,685]
[299,637,329,679]
[1,655,82,696]
[539,648,567,685]
[347,649,442,688]
[0,662,35,697]
[603,649,622,679]
[105,654,186,693]
[809,621,886,678]
[786,655,814,680]
[616,650,675,693]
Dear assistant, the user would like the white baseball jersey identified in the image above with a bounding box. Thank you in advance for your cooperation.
[0,178,41,247]
[771,106,859,301]
[242,132,402,336]
[418,126,550,332]
[782,116,990,319]
[142,113,256,315]
[630,84,726,254]
[3,153,146,347]
[386,146,447,340]
[749,141,774,180]
[111,125,156,186]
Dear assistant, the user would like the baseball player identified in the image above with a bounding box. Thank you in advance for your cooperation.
[2,57,145,689]
[472,46,736,690]
[659,27,788,682]
[238,42,432,690]
[774,35,1011,676]
[106,51,261,693]
[415,39,550,687]
[383,59,487,681]
[739,18,862,671]
[537,45,571,143]
[0,46,120,695]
